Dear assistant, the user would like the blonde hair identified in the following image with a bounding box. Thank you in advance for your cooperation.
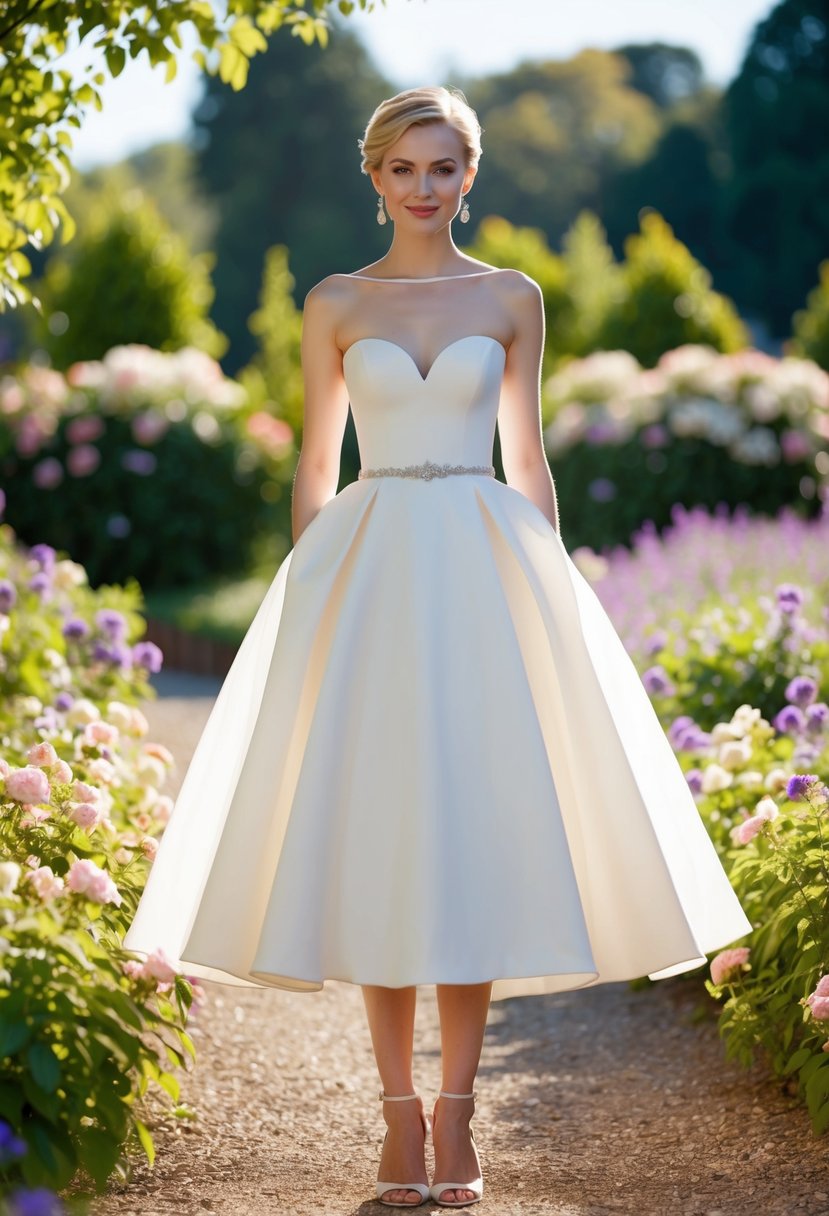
[358,86,482,175]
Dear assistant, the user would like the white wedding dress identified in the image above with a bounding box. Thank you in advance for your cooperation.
[124,275,752,1001]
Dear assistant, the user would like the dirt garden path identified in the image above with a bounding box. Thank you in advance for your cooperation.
[93,672,829,1216]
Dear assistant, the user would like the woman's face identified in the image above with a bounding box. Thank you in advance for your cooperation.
[371,121,476,229]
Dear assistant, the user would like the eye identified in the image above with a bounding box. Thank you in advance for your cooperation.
[392,166,411,174]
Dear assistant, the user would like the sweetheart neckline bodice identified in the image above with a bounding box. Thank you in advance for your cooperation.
[342,334,506,384]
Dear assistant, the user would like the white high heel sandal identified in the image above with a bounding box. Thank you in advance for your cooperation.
[376,1090,431,1207]
[429,1090,483,1207]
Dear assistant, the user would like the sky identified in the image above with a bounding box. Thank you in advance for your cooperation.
[58,0,776,171]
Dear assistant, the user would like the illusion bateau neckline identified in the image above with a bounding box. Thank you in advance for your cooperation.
[346,270,501,283]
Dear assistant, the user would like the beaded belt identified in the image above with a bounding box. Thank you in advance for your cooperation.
[358,460,496,481]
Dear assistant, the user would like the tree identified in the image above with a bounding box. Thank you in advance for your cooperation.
[789,259,829,369]
[0,0,379,311]
[463,50,662,246]
[29,189,226,367]
[192,21,392,372]
[614,42,705,108]
[596,210,748,366]
[238,244,304,432]
[721,0,829,335]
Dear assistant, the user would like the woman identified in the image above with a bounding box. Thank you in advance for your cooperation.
[124,86,752,1209]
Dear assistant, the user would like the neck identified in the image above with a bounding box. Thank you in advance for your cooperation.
[381,227,466,277]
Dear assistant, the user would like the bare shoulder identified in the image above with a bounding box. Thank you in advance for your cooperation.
[489,267,542,302]
[303,273,356,311]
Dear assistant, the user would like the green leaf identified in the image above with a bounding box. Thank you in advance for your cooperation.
[27,1042,61,1093]
[0,1020,31,1056]
[134,1117,155,1166]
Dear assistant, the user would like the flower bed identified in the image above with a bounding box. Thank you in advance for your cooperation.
[0,515,205,1210]
[0,346,296,591]
[582,505,829,1132]
[544,346,829,551]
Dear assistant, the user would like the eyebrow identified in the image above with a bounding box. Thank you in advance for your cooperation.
[388,157,458,166]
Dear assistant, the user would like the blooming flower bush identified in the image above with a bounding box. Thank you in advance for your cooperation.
[0,345,295,590]
[581,505,829,1131]
[544,345,829,551]
[0,521,205,1203]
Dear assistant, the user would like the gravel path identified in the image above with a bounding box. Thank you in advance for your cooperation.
[92,673,829,1216]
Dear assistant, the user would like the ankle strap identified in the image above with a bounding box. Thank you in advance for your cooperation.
[378,1090,419,1102]
[439,1090,477,1099]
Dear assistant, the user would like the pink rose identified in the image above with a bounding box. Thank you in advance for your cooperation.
[27,865,64,902]
[87,758,115,784]
[142,742,174,766]
[812,975,829,999]
[141,946,178,984]
[807,996,829,1022]
[84,720,119,746]
[27,741,59,768]
[731,814,766,845]
[69,801,101,830]
[140,836,158,860]
[0,758,10,778]
[121,959,146,981]
[72,780,99,803]
[52,759,73,783]
[66,858,121,905]
[710,947,751,987]
[4,765,51,805]
[154,795,174,824]
[66,443,101,478]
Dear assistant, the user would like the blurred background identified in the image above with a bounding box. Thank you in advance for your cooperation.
[1,0,827,652]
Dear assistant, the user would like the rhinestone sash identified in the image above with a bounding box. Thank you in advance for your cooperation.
[358,460,495,481]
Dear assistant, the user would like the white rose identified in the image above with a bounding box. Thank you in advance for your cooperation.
[66,698,100,727]
[755,795,780,821]
[702,764,734,794]
[53,559,87,590]
[765,768,789,793]
[105,701,134,732]
[711,723,741,744]
[719,739,753,771]
[739,770,764,790]
[0,862,22,897]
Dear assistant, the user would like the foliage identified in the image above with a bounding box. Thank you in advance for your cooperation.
[586,502,829,662]
[544,344,828,551]
[0,0,380,311]
[238,245,305,435]
[790,259,829,372]
[0,346,296,590]
[585,507,829,1131]
[595,212,748,365]
[192,20,391,371]
[0,525,207,1201]
[721,0,829,335]
[29,191,226,369]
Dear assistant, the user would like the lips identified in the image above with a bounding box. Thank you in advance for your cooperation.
[407,206,439,217]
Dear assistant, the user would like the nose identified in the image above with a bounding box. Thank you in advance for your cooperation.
[412,174,433,199]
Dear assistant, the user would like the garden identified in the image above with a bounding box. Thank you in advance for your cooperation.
[2,0,829,1210]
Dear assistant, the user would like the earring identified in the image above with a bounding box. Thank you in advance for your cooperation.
[459,196,470,224]
[376,195,387,226]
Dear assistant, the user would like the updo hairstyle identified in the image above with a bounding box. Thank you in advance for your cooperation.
[357,86,482,175]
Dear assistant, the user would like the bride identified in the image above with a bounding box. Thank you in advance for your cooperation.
[124,83,751,1209]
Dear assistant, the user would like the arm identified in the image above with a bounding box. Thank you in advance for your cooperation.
[497,274,560,536]
[291,280,352,545]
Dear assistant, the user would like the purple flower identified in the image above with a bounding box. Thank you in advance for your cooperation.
[642,665,675,697]
[685,768,704,796]
[776,583,804,614]
[0,579,17,613]
[121,449,157,476]
[785,676,818,707]
[0,1118,27,1165]
[54,691,74,712]
[644,629,668,656]
[29,543,56,570]
[774,704,806,735]
[676,724,712,752]
[806,702,829,734]
[62,617,90,641]
[132,640,163,673]
[786,774,819,801]
[7,1187,66,1216]
[669,715,694,744]
[95,608,127,641]
[28,572,52,597]
[588,477,617,503]
[32,458,64,490]
[106,514,132,538]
